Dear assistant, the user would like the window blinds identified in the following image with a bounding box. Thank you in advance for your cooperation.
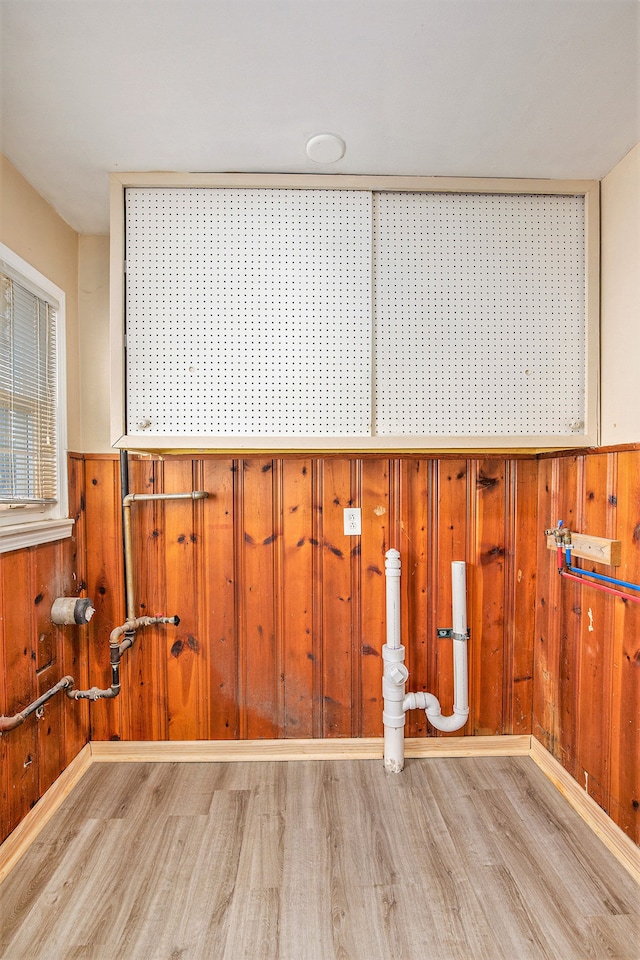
[0,272,58,503]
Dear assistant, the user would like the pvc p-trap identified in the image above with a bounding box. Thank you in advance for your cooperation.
[383,549,470,772]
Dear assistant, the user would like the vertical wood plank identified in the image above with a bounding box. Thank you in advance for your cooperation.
[431,459,468,737]
[125,456,168,741]
[536,453,579,763]
[280,459,315,738]
[555,455,582,781]
[85,456,125,741]
[64,454,89,761]
[505,458,537,735]
[533,456,554,752]
[471,458,507,736]
[320,459,354,737]
[203,458,239,739]
[575,452,614,812]
[240,459,279,739]
[398,458,429,738]
[33,541,65,795]
[193,458,209,737]
[359,459,390,737]
[311,460,324,739]
[610,450,640,842]
[162,458,206,740]
[33,542,59,672]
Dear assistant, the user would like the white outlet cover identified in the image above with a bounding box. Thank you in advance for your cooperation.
[343,507,362,535]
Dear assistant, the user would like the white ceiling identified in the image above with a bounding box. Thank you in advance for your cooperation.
[1,0,638,235]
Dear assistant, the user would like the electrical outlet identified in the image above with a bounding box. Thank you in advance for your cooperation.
[343,507,362,536]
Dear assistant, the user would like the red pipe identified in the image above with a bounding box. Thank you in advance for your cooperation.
[560,570,640,605]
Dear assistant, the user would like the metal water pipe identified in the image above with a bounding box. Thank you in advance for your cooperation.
[1,456,210,726]
[0,676,75,733]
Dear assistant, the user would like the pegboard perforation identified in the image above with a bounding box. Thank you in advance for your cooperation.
[125,187,587,440]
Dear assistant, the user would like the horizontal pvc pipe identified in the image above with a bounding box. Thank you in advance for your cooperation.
[561,570,640,605]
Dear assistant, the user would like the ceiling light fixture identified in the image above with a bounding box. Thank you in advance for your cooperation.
[305,133,346,164]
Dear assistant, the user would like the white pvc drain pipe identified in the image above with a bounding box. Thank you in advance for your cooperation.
[383,549,470,772]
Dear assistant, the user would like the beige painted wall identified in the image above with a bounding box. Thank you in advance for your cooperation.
[4,146,639,452]
[78,236,112,452]
[0,154,81,450]
[600,142,640,445]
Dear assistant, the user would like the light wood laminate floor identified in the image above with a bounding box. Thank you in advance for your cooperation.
[0,757,638,959]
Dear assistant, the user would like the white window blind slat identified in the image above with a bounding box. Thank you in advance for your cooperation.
[0,272,58,503]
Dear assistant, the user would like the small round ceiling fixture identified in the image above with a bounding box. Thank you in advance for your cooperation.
[305,133,346,164]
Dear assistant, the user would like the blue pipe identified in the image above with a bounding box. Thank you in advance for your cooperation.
[565,545,640,593]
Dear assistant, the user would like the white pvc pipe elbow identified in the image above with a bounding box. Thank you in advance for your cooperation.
[403,689,469,732]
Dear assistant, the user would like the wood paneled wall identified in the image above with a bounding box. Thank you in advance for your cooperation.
[535,447,640,844]
[2,448,638,848]
[83,454,538,743]
[0,455,89,844]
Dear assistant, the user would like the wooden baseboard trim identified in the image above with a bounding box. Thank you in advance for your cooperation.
[529,737,640,885]
[89,734,532,764]
[90,737,385,762]
[406,734,531,758]
[0,743,92,885]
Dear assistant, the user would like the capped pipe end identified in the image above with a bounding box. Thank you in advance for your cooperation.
[51,597,95,625]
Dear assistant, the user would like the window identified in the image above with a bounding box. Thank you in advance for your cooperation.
[0,243,72,552]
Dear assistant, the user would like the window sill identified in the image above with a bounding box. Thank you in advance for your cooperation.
[0,518,74,554]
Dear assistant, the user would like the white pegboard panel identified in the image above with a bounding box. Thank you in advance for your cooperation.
[373,192,586,436]
[125,188,372,436]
